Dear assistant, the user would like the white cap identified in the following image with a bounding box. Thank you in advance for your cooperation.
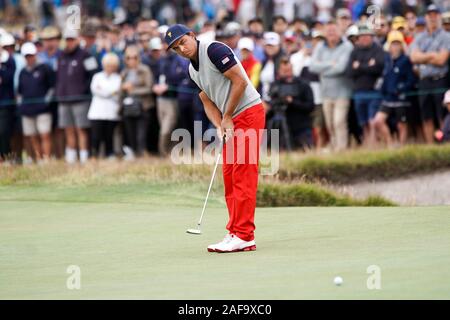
[21,42,37,56]
[158,25,169,36]
[63,28,79,39]
[0,33,15,47]
[238,37,254,51]
[444,89,450,105]
[149,37,163,50]
[264,32,280,46]
[224,21,241,36]
[346,24,359,38]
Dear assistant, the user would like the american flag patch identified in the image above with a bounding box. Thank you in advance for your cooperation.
[222,57,230,65]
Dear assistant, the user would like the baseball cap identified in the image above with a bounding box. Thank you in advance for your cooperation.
[263,32,280,46]
[164,24,192,50]
[346,24,359,38]
[391,16,407,30]
[444,89,450,105]
[158,25,169,36]
[224,22,241,37]
[0,32,15,47]
[386,30,406,46]
[149,37,163,50]
[238,37,254,51]
[357,24,375,36]
[426,4,441,14]
[336,8,351,19]
[311,29,324,39]
[21,42,37,56]
[416,16,426,25]
[40,26,61,40]
[442,11,450,23]
[63,28,79,39]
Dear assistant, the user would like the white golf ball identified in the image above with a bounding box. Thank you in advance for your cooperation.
[334,276,343,286]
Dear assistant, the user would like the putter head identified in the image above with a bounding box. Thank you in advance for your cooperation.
[186,228,202,235]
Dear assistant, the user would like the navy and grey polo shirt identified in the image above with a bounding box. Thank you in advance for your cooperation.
[409,28,450,79]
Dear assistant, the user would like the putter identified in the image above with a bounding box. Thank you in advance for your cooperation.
[187,135,225,235]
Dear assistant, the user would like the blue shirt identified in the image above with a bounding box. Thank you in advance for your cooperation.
[409,28,450,79]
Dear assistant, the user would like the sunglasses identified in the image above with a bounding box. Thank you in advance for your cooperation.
[126,56,138,60]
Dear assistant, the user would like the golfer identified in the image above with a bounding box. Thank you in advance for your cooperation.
[164,24,265,253]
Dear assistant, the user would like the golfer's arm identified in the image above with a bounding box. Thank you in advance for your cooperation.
[199,91,222,128]
[222,65,248,118]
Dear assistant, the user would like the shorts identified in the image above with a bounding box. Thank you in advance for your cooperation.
[58,102,91,129]
[353,91,381,127]
[418,77,447,123]
[379,104,408,123]
[22,113,52,136]
[312,105,325,128]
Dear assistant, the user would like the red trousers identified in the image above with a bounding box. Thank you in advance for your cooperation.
[222,103,265,241]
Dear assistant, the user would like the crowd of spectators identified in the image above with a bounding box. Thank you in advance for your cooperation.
[1,0,450,164]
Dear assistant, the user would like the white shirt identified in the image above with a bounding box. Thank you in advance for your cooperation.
[260,60,275,101]
[88,71,122,121]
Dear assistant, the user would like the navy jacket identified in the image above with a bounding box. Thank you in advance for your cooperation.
[56,46,97,103]
[155,52,189,99]
[18,63,55,116]
[381,54,416,102]
[0,56,16,108]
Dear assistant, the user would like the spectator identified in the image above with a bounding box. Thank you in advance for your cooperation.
[56,29,98,164]
[345,24,360,45]
[294,30,327,150]
[153,44,188,157]
[441,89,450,142]
[246,17,266,62]
[260,32,284,103]
[415,16,426,34]
[374,15,390,46]
[38,26,61,71]
[336,8,353,34]
[347,24,385,147]
[269,57,315,150]
[272,15,289,38]
[88,53,122,159]
[38,26,64,159]
[374,31,416,146]
[405,9,418,43]
[120,46,154,159]
[443,11,450,32]
[0,39,16,162]
[238,37,261,89]
[310,20,353,151]
[410,4,450,144]
[17,42,55,162]
[283,31,300,56]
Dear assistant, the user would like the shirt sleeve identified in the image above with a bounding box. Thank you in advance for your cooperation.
[207,42,237,73]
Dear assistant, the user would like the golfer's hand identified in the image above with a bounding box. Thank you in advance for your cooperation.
[220,115,234,142]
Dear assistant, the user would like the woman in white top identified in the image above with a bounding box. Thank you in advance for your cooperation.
[88,53,122,158]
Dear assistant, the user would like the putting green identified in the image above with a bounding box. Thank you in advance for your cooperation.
[0,185,449,299]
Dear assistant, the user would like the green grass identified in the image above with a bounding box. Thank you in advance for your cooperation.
[280,144,450,184]
[0,160,394,207]
[0,184,449,299]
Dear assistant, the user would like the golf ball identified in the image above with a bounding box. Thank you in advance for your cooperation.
[334,276,343,286]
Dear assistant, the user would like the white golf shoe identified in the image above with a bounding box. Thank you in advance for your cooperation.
[207,233,233,252]
[214,235,256,253]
